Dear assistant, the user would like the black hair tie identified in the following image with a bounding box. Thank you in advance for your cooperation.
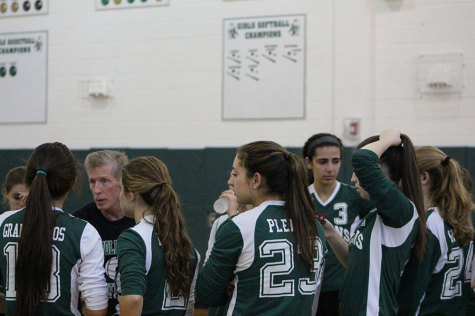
[285,152,292,160]
[441,156,451,166]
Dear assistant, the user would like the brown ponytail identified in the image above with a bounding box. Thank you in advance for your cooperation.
[16,143,76,316]
[357,135,427,260]
[121,156,193,297]
[238,141,318,271]
[416,146,473,246]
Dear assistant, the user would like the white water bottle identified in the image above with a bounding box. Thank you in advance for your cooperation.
[213,197,229,214]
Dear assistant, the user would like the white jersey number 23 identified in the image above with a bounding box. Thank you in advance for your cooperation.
[258,238,323,298]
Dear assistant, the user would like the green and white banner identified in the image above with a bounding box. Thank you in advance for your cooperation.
[0,0,48,18]
[222,14,306,120]
[0,31,47,124]
[96,0,169,11]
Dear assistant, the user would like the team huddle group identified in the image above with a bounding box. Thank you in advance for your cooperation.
[0,128,474,316]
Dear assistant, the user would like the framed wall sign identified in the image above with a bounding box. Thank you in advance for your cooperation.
[222,14,306,120]
[0,31,48,124]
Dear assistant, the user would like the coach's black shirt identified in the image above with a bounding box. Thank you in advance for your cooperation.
[74,202,135,316]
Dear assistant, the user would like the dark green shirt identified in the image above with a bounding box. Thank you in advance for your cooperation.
[116,215,200,316]
[465,211,475,316]
[340,149,419,316]
[196,201,326,315]
[309,182,371,292]
[399,208,473,315]
[0,208,108,315]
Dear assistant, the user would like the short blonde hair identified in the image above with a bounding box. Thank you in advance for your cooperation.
[84,150,128,180]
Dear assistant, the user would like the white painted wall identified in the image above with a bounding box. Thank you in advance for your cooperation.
[0,0,474,149]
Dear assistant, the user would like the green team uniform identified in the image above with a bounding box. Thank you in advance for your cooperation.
[204,214,229,316]
[308,182,371,293]
[465,212,475,315]
[0,208,108,315]
[196,201,327,316]
[116,215,200,315]
[398,208,473,315]
[340,149,420,316]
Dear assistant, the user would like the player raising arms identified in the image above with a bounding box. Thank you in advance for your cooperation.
[117,156,200,315]
[0,142,108,316]
[323,128,427,316]
[196,141,326,315]
[302,133,372,315]
[398,146,474,315]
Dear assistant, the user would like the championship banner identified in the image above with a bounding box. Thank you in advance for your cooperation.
[222,14,306,120]
[0,31,47,124]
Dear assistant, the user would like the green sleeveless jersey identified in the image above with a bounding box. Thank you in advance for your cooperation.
[0,208,108,315]
[196,201,326,316]
[340,149,419,316]
[309,182,371,292]
[116,215,200,315]
[398,208,473,315]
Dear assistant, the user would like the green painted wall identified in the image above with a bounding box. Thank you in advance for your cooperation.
[1,146,474,260]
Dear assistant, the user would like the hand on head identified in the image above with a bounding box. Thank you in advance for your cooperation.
[379,128,402,147]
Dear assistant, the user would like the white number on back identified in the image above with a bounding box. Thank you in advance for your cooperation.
[4,242,61,302]
[441,247,464,299]
[259,238,324,297]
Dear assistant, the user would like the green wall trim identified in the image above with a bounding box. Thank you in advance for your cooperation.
[1,146,473,261]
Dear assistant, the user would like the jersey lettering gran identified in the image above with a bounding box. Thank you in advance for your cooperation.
[116,215,200,315]
[340,149,419,316]
[398,208,474,315]
[308,182,371,292]
[196,201,326,316]
[0,208,108,315]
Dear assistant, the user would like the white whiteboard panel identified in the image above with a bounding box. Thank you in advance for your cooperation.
[222,14,305,120]
[0,31,47,124]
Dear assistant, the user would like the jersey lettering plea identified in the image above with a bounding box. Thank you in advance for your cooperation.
[196,201,327,316]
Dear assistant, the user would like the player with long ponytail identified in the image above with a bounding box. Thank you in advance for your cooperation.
[322,128,426,316]
[196,141,326,315]
[117,156,200,315]
[0,142,108,316]
[398,146,474,315]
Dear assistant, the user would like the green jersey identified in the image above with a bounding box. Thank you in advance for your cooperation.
[466,211,475,316]
[196,201,326,316]
[116,215,200,316]
[398,208,473,315]
[0,208,108,315]
[340,149,419,316]
[308,182,371,292]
